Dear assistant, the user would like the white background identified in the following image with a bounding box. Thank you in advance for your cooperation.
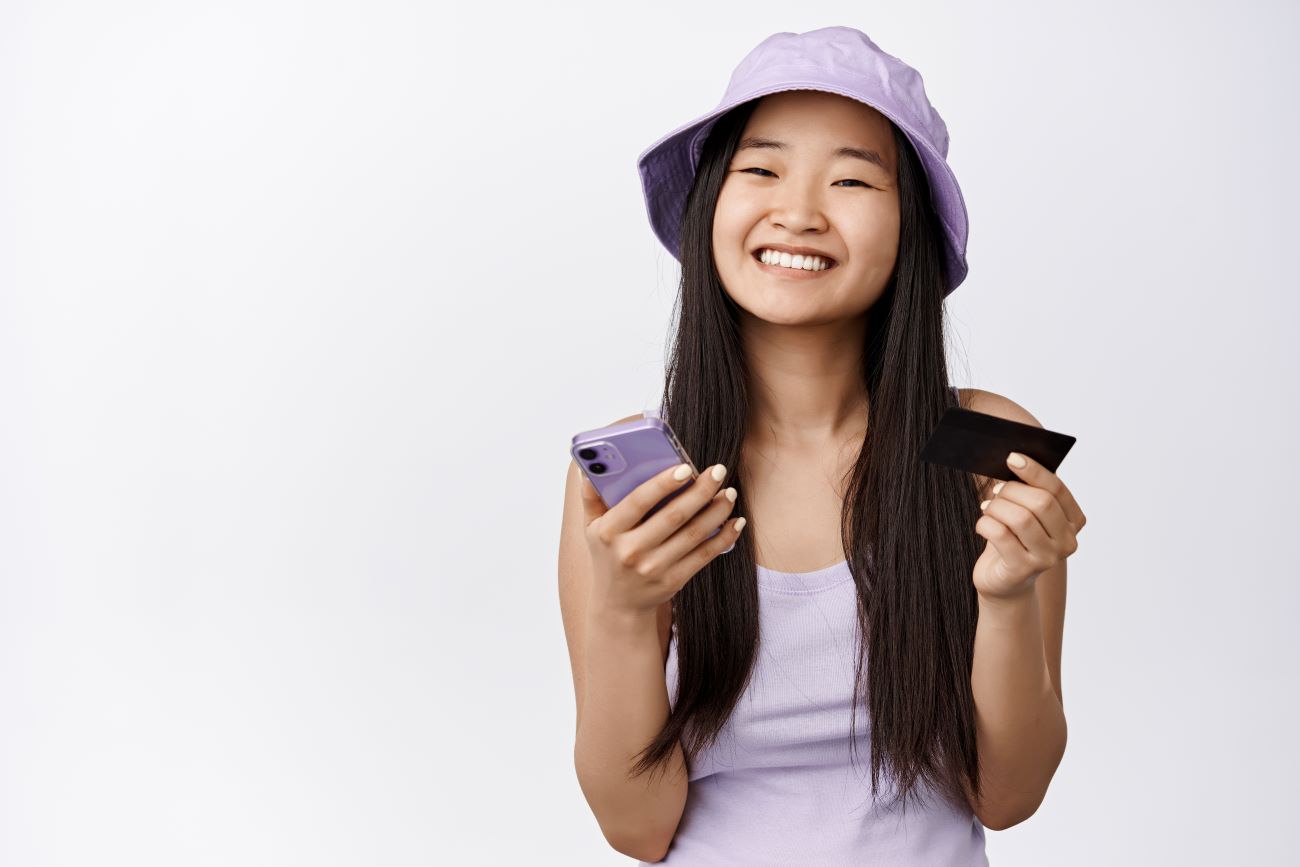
[2,1,1297,864]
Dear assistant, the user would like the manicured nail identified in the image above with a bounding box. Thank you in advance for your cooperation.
[1007,452,1027,469]
[734,517,747,532]
[673,464,692,481]
[980,499,991,511]
[723,487,737,503]
[711,464,727,482]
[991,481,1005,495]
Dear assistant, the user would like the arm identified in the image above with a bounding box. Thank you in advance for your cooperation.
[961,389,1070,830]
[559,454,687,861]
[968,567,1067,829]
[576,605,688,861]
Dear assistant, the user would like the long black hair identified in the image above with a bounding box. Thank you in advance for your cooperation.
[628,95,988,815]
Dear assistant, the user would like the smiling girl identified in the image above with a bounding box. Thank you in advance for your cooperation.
[559,26,1084,865]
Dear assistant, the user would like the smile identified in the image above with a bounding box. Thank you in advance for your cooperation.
[751,249,838,279]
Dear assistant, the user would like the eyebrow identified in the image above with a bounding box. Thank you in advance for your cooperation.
[736,136,892,173]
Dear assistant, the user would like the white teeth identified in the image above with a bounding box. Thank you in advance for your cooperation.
[759,248,830,271]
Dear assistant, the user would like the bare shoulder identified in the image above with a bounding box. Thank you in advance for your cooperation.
[558,411,675,736]
[957,386,1041,423]
[958,387,1066,708]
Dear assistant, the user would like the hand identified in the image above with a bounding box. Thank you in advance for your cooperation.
[972,452,1087,602]
[579,461,744,616]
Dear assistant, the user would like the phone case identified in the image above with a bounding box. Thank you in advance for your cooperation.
[570,413,734,553]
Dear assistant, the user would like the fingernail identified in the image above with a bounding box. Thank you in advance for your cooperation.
[1007,452,1027,469]
[724,487,737,503]
[734,517,747,532]
[980,499,991,511]
[673,464,692,481]
[711,464,727,482]
[991,481,1005,495]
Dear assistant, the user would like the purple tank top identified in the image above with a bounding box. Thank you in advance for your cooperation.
[640,386,987,865]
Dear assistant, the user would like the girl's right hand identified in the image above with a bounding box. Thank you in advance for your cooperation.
[579,462,744,617]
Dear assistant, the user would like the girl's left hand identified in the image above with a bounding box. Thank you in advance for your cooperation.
[972,451,1087,602]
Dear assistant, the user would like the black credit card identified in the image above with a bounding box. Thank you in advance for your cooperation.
[920,407,1076,482]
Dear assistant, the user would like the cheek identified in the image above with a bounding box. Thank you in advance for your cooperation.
[712,185,749,232]
[840,204,900,262]
[711,192,753,262]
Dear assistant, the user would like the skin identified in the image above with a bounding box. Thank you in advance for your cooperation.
[709,90,903,575]
[700,89,1080,830]
[713,89,899,475]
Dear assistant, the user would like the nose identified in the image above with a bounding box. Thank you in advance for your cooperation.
[766,177,828,235]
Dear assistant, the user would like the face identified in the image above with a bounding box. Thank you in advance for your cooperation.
[711,90,901,324]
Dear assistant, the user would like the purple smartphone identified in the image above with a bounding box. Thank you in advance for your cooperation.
[570,412,734,553]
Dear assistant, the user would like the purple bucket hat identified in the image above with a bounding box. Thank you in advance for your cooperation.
[636,26,970,295]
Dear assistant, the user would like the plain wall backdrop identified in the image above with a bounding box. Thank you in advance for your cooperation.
[2,1,1297,864]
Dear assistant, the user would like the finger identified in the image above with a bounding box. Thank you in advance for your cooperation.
[980,498,1052,572]
[986,479,1074,544]
[974,513,1035,575]
[665,514,747,591]
[1005,452,1087,531]
[600,461,697,536]
[627,463,730,551]
[643,486,737,570]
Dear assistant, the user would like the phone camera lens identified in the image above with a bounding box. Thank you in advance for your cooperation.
[578,448,598,460]
[589,462,607,474]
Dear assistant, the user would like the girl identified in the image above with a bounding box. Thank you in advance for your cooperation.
[559,26,1085,865]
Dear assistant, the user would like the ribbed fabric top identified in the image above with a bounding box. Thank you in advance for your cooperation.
[757,557,853,591]
[643,560,988,866]
[639,386,986,865]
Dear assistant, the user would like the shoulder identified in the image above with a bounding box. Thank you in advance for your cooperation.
[956,387,1044,500]
[957,386,1042,427]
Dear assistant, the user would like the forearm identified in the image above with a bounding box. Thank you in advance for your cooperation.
[969,587,1067,828]
[575,605,687,859]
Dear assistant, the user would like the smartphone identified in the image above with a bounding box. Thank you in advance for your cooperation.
[570,412,734,553]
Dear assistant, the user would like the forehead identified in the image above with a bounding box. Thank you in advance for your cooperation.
[739,90,895,163]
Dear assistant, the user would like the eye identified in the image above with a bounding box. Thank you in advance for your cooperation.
[738,168,873,188]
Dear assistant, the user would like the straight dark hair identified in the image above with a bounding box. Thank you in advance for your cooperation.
[629,96,988,815]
